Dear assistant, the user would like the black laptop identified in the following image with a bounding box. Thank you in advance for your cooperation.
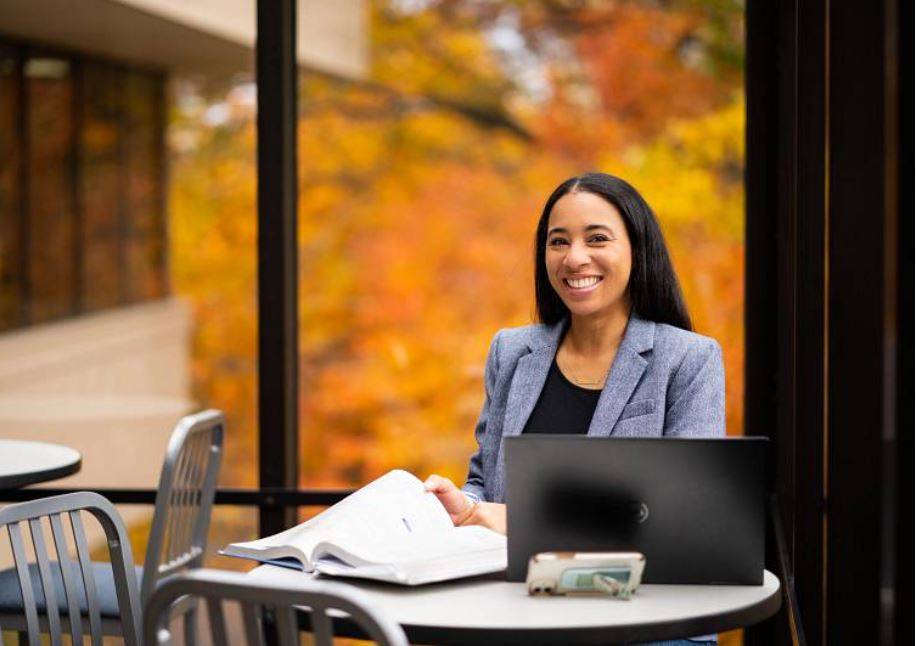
[505,436,767,584]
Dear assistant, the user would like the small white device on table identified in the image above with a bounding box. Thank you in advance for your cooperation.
[526,551,645,598]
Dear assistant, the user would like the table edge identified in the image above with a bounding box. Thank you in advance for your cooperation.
[297,571,783,645]
[0,456,82,489]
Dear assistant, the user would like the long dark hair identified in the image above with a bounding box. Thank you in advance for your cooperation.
[534,172,692,331]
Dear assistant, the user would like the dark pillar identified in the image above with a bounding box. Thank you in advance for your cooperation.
[826,0,901,642]
[256,0,300,536]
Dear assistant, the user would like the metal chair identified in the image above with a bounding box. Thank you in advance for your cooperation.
[141,409,224,639]
[0,491,143,645]
[0,409,224,643]
[144,569,409,646]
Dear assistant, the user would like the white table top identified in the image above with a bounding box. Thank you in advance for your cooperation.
[248,565,781,644]
[0,440,82,489]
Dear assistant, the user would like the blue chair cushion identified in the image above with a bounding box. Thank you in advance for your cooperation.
[0,562,143,618]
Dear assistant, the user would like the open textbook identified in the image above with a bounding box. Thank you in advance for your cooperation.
[220,470,507,585]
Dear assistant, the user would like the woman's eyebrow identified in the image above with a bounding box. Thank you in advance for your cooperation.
[547,224,613,235]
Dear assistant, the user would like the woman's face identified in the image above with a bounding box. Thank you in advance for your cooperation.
[545,190,633,320]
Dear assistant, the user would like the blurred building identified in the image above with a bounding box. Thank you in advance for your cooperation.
[0,0,367,494]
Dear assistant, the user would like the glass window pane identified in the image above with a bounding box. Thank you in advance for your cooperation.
[0,45,21,331]
[80,61,124,310]
[25,54,75,324]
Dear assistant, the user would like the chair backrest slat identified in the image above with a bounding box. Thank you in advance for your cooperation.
[309,604,334,646]
[205,598,227,645]
[168,445,192,563]
[142,410,224,604]
[28,518,62,646]
[241,602,265,646]
[70,509,104,645]
[144,569,409,646]
[177,439,195,558]
[177,434,203,554]
[49,512,84,644]
[8,522,41,644]
[273,606,298,646]
[195,440,222,541]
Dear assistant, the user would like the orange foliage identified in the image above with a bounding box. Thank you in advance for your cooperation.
[575,3,732,143]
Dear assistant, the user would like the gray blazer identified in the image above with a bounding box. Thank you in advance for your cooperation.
[461,313,725,503]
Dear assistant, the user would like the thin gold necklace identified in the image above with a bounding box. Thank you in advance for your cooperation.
[558,360,605,388]
[570,373,604,388]
[558,346,614,388]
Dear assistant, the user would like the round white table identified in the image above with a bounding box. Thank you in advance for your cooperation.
[0,440,82,489]
[248,565,782,644]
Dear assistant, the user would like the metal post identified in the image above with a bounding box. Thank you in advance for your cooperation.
[792,0,828,642]
[256,0,300,536]
[745,2,796,644]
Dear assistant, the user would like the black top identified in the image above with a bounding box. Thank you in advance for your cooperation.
[522,359,602,435]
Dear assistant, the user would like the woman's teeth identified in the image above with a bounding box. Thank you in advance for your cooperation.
[565,276,602,289]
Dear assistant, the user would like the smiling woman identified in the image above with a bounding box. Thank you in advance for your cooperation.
[423,171,724,527]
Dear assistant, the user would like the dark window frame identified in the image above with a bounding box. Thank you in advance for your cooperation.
[745,1,908,645]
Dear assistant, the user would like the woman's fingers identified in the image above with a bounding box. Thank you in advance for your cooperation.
[423,474,455,493]
[423,474,471,519]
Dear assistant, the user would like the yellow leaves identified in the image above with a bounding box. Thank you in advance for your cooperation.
[601,96,745,241]
[671,95,745,168]
[372,3,508,106]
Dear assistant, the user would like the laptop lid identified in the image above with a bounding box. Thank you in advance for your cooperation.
[505,436,767,584]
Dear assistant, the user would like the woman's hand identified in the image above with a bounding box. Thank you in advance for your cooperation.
[423,474,472,524]
[423,474,507,535]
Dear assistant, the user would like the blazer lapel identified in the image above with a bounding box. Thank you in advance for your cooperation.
[502,320,566,438]
[587,315,655,437]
